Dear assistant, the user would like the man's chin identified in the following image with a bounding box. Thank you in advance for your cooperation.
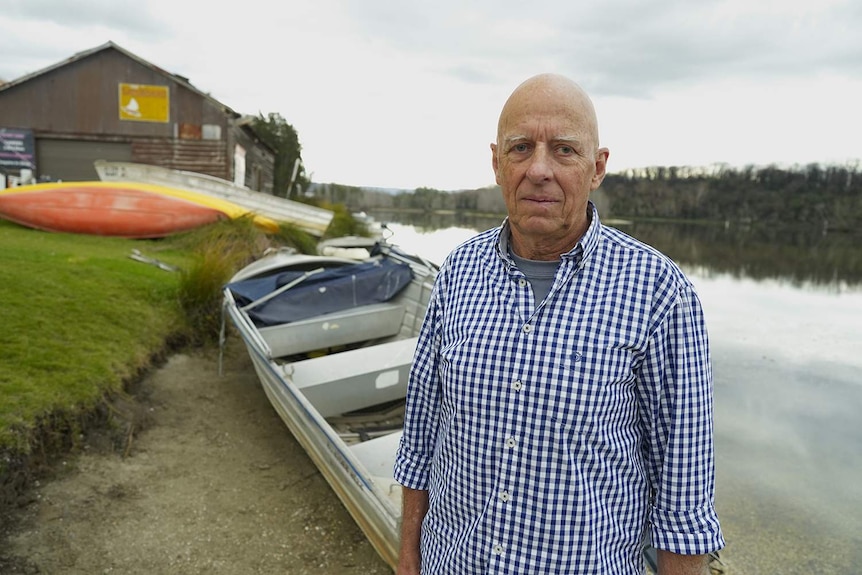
[511,216,561,237]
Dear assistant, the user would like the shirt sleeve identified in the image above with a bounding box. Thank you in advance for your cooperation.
[394,273,445,491]
[640,280,725,555]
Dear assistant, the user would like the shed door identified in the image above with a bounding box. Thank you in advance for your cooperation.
[36,139,132,181]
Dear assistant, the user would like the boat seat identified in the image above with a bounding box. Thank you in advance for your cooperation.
[350,432,404,511]
[259,302,406,358]
[285,337,418,418]
[350,431,402,475]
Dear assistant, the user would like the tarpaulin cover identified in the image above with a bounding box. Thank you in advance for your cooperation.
[227,258,414,326]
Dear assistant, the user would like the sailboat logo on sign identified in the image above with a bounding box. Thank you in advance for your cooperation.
[118,83,170,123]
[122,97,142,118]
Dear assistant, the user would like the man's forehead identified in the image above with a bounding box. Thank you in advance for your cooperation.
[498,105,596,148]
[500,112,588,138]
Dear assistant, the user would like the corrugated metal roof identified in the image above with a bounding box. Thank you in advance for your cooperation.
[0,41,239,119]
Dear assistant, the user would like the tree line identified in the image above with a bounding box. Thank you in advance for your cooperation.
[597,163,861,231]
[312,163,862,232]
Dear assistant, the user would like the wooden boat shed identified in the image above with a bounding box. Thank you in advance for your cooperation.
[0,42,275,193]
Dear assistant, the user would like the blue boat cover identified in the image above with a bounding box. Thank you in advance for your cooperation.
[227,258,414,326]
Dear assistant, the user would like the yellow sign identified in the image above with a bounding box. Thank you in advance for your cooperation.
[118,83,169,123]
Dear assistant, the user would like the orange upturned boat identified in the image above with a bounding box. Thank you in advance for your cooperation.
[0,181,279,238]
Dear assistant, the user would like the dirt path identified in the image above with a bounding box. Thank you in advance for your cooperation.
[0,340,393,574]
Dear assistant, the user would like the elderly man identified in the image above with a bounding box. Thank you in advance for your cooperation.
[394,73,724,574]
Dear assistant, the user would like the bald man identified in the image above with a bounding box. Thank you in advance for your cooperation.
[394,74,724,575]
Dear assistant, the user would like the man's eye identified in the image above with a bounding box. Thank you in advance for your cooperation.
[511,143,530,153]
[558,145,575,155]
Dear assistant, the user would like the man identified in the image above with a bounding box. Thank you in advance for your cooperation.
[394,73,724,574]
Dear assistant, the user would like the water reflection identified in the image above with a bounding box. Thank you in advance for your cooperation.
[376,211,862,574]
[627,221,862,289]
[376,210,504,235]
[373,210,862,287]
[699,274,862,574]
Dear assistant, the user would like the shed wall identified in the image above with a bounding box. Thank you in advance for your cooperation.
[0,46,274,189]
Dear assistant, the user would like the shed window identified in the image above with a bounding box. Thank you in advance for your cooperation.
[202,124,221,140]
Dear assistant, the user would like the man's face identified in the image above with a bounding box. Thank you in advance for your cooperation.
[491,86,608,256]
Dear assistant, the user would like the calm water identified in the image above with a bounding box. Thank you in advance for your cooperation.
[374,212,862,574]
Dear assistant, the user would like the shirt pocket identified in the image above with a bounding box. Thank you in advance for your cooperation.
[547,344,635,437]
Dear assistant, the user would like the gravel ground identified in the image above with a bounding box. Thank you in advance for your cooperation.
[0,340,393,574]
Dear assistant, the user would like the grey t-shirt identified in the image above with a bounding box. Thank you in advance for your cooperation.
[509,250,560,308]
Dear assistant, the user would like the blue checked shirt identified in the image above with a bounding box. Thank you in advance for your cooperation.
[394,205,724,574]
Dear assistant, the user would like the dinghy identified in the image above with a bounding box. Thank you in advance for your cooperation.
[222,240,437,568]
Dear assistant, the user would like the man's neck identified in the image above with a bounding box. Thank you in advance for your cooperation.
[509,226,585,261]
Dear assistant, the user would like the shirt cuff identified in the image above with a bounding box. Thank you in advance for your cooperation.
[393,440,430,491]
[650,504,726,555]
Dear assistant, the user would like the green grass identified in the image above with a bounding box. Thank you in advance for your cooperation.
[0,220,192,451]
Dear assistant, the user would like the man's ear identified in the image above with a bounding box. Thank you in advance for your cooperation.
[591,147,610,190]
[491,143,500,181]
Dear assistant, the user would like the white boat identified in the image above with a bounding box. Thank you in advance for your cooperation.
[221,240,437,568]
[94,160,334,236]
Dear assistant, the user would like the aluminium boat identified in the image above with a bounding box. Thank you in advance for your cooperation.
[221,240,437,568]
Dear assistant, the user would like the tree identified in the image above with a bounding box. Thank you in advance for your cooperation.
[251,112,308,198]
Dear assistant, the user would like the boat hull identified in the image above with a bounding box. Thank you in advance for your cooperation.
[234,326,402,566]
[95,160,334,236]
[223,246,437,570]
[0,181,278,237]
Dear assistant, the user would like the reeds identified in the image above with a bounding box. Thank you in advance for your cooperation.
[175,216,320,342]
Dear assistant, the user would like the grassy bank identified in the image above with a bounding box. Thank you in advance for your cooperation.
[0,217,296,467]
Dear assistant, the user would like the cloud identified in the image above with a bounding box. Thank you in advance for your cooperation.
[0,0,172,82]
[337,0,862,98]
[3,0,166,36]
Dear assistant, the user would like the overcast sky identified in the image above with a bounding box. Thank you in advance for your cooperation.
[1,0,860,190]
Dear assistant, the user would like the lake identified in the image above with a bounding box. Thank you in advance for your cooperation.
[372,211,862,575]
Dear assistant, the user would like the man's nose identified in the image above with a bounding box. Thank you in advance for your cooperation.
[526,145,553,182]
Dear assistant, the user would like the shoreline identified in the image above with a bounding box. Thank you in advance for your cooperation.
[0,341,391,574]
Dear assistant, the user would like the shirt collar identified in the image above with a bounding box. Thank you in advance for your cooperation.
[495,201,603,266]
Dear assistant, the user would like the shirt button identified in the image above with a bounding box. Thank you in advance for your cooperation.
[513,380,523,391]
[499,491,510,502]
[523,324,532,333]
[506,437,516,448]
[493,544,504,555]
[518,278,527,287]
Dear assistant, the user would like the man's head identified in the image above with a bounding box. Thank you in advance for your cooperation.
[491,73,609,260]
